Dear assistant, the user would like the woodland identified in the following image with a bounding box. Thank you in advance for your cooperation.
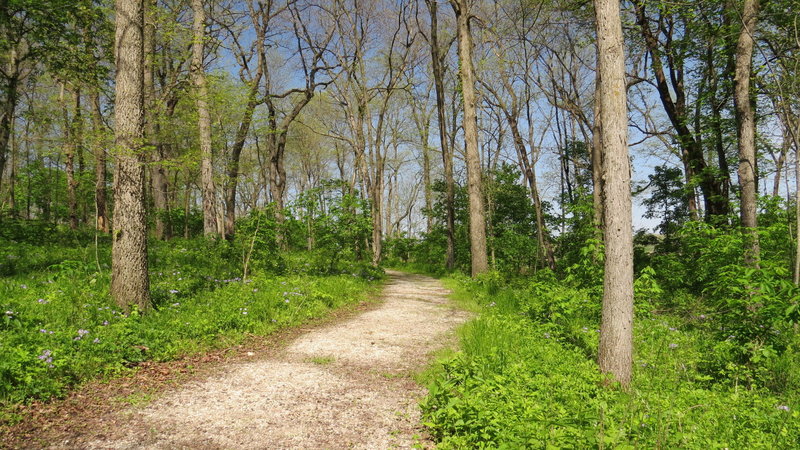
[1,0,800,447]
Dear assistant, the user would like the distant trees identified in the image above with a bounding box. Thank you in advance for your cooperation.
[2,0,800,312]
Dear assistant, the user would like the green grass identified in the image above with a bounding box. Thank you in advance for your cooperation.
[0,234,380,419]
[421,275,800,448]
[308,356,335,365]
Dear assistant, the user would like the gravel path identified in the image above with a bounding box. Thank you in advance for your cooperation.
[80,270,468,449]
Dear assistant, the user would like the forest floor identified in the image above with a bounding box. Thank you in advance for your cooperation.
[1,270,468,449]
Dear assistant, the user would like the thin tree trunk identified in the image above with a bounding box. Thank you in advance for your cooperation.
[0,62,18,194]
[111,0,151,311]
[145,0,170,240]
[89,90,109,233]
[795,137,800,285]
[426,0,455,270]
[734,0,760,266]
[62,86,79,230]
[7,112,15,215]
[452,0,488,276]
[592,55,604,233]
[224,68,263,239]
[595,0,634,388]
[191,0,217,237]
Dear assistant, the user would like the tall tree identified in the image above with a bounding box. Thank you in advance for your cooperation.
[424,0,456,270]
[595,0,634,387]
[450,0,488,276]
[733,0,760,266]
[111,0,151,310]
[191,0,218,237]
[145,0,171,240]
[631,0,730,222]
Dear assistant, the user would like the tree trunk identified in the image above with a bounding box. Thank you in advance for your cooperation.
[111,0,151,311]
[734,0,760,266]
[452,0,488,276]
[7,112,16,215]
[89,90,109,233]
[595,0,634,388]
[632,0,729,222]
[62,86,79,230]
[0,49,19,195]
[426,0,455,270]
[506,112,555,270]
[224,69,263,239]
[591,57,604,233]
[191,0,217,237]
[145,0,170,240]
[795,132,800,285]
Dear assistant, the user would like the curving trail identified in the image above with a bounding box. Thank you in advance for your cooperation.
[79,270,468,449]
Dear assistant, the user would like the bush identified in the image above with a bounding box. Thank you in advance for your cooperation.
[421,275,800,448]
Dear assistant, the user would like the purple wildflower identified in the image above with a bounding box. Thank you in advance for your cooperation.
[37,350,53,367]
[777,405,790,412]
[669,343,678,349]
[38,298,48,304]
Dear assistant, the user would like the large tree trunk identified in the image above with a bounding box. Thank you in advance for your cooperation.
[452,0,488,276]
[426,0,455,270]
[595,0,634,388]
[734,0,760,266]
[111,0,151,311]
[191,0,217,237]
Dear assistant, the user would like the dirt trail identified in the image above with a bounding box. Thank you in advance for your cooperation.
[74,270,468,449]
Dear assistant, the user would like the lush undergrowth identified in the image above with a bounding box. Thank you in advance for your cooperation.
[0,225,380,417]
[421,272,800,448]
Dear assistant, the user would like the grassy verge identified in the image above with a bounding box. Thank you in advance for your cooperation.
[1,236,380,422]
[421,273,800,448]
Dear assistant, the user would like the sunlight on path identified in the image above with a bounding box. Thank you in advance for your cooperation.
[82,270,468,449]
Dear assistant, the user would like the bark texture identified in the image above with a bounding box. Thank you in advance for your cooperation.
[111,0,151,310]
[595,0,634,387]
[191,0,217,237]
[733,0,760,266]
[451,0,488,276]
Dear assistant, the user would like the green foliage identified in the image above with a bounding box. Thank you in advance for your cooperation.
[291,180,374,274]
[422,276,800,448]
[414,164,552,275]
[0,234,377,409]
[641,165,691,236]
